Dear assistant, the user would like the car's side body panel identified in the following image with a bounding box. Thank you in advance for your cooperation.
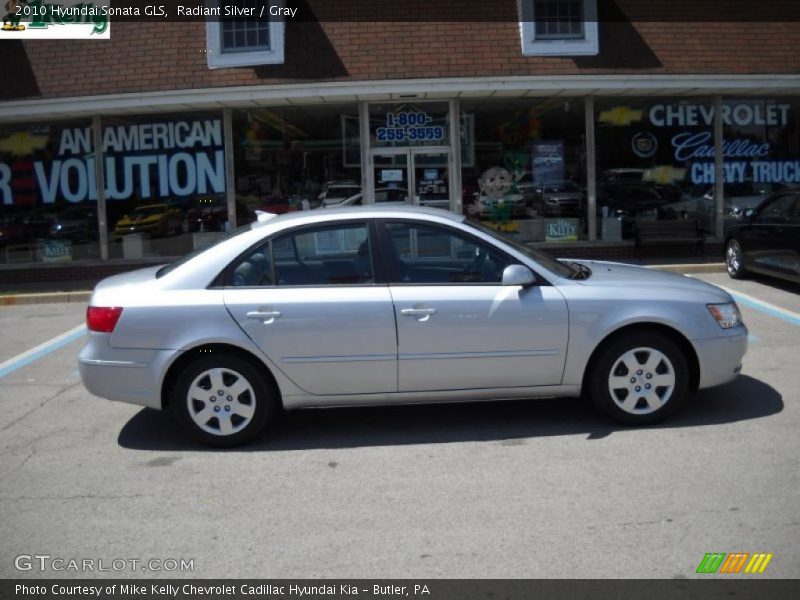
[390,284,569,391]
[223,286,398,395]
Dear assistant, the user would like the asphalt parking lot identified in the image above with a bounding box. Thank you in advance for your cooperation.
[0,272,798,579]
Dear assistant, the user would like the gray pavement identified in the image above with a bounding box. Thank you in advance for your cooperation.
[0,274,798,579]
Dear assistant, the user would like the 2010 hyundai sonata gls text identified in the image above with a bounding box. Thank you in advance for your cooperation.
[79,207,747,446]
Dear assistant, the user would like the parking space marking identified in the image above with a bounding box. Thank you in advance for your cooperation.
[0,324,86,379]
[714,284,800,328]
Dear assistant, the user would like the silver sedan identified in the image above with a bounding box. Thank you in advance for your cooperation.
[79,207,747,446]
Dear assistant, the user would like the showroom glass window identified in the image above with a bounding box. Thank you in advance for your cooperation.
[458,97,586,244]
[720,98,799,234]
[0,119,100,264]
[594,97,714,240]
[102,112,227,260]
[232,104,361,222]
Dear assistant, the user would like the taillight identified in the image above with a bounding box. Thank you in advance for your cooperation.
[86,306,123,333]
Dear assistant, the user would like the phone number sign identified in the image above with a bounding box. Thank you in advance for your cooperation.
[376,111,445,143]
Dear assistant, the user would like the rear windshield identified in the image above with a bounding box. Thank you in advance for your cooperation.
[156,223,255,278]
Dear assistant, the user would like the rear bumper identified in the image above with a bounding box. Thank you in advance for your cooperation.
[78,333,177,410]
[692,326,748,389]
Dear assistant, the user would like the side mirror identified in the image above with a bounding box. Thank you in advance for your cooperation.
[744,208,756,219]
[502,264,536,287]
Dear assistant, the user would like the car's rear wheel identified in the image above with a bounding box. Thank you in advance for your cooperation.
[589,331,689,425]
[726,238,748,279]
[171,354,274,447]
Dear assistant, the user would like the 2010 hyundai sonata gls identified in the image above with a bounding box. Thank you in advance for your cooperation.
[79,206,747,446]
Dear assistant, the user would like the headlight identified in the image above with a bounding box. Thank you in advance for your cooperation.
[707,302,743,329]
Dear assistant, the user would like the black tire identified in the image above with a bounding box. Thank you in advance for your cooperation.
[725,238,748,280]
[589,331,689,425]
[171,354,275,447]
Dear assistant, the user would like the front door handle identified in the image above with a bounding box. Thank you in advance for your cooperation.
[400,307,437,322]
[246,309,282,324]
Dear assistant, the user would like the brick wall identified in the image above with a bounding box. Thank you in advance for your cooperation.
[5,0,800,101]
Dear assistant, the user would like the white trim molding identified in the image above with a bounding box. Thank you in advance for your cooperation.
[519,0,599,56]
[2,74,800,123]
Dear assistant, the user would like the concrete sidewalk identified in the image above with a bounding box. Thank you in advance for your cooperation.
[0,262,726,306]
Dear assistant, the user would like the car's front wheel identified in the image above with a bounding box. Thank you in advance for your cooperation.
[589,331,689,425]
[726,238,748,279]
[171,354,275,447]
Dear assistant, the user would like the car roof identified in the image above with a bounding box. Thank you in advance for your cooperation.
[252,205,465,229]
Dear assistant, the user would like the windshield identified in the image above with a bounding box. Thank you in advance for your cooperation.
[466,218,576,279]
[156,222,256,278]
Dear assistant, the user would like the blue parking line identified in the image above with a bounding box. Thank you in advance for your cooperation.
[727,292,800,328]
[0,326,86,379]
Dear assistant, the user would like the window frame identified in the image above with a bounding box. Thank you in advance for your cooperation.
[375,219,532,287]
[224,220,385,288]
[205,0,285,69]
[518,0,599,57]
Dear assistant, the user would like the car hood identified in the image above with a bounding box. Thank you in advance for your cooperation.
[545,192,582,200]
[569,260,731,302]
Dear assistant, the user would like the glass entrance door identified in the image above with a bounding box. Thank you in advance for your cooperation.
[369,148,452,210]
[410,149,450,210]
[372,152,411,206]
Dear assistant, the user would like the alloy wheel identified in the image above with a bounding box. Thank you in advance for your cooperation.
[186,368,256,436]
[726,239,744,276]
[608,347,676,415]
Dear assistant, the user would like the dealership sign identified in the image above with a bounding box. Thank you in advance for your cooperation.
[1,0,111,39]
[648,102,797,185]
[0,119,225,205]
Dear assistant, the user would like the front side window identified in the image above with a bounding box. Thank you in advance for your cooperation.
[519,0,598,56]
[230,223,374,287]
[383,222,511,284]
[206,1,285,68]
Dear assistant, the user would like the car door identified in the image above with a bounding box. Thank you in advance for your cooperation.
[742,194,797,276]
[379,220,569,392]
[223,220,398,396]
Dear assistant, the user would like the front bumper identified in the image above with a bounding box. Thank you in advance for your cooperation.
[78,333,178,410]
[691,326,748,389]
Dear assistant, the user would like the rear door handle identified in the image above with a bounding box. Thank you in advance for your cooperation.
[400,307,437,321]
[246,309,282,324]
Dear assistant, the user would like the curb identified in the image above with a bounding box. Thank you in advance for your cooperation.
[0,291,92,306]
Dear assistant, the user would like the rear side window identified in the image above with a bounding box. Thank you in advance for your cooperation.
[229,222,374,287]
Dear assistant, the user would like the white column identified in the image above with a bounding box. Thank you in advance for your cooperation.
[92,116,108,260]
[223,108,237,229]
[584,96,597,241]
[714,95,725,240]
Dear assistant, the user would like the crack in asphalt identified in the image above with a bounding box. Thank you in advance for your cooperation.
[0,380,82,435]
[0,494,153,501]
[0,426,69,480]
